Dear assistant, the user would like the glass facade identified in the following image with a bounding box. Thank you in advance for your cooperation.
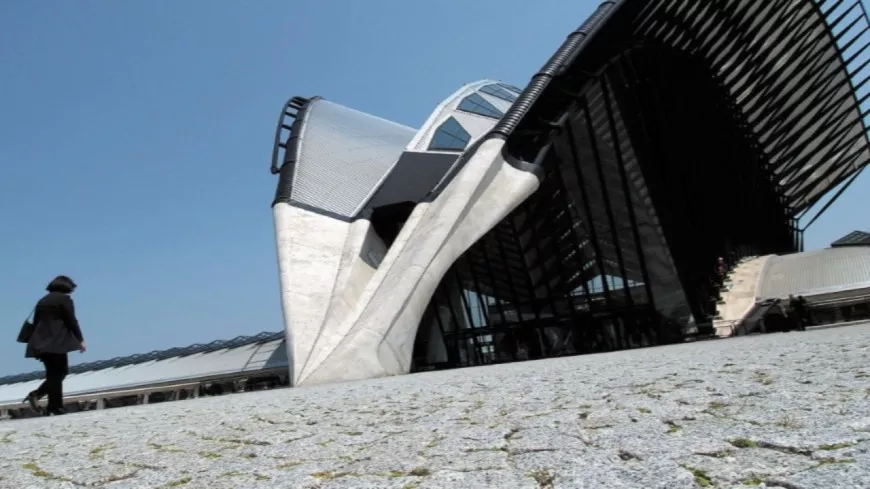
[412,46,796,372]
[265,0,870,381]
[497,83,522,94]
[429,117,471,151]
[458,93,504,119]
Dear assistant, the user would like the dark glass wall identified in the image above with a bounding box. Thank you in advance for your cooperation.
[411,45,797,372]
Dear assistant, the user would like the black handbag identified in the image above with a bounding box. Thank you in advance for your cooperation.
[16,307,36,344]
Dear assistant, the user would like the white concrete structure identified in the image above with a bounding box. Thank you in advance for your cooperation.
[271,81,536,386]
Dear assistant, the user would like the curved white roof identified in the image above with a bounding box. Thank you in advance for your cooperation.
[757,247,870,300]
[409,79,522,152]
[273,98,416,218]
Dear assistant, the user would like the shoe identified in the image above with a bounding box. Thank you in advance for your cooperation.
[45,408,67,416]
[23,392,42,414]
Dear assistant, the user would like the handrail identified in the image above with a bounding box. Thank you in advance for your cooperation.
[270,96,310,175]
[712,319,741,337]
[3,381,200,410]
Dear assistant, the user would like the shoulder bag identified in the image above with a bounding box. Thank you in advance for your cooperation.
[16,307,36,343]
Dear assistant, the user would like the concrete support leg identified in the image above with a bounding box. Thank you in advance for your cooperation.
[279,139,539,386]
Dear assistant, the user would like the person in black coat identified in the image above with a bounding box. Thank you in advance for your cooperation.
[23,276,87,416]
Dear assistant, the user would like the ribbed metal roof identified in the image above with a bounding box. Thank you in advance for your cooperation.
[272,80,526,217]
[272,98,416,218]
[0,331,284,387]
[757,246,870,300]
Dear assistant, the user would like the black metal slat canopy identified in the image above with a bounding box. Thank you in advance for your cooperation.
[501,0,870,223]
[419,0,870,370]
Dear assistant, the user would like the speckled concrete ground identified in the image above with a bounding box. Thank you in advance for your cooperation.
[1,325,869,489]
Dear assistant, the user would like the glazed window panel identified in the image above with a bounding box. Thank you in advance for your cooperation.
[497,83,523,94]
[429,117,471,151]
[458,93,504,119]
[480,84,518,103]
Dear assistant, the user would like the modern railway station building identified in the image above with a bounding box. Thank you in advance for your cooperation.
[269,0,870,385]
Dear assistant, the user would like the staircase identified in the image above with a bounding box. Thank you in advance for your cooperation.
[713,255,772,337]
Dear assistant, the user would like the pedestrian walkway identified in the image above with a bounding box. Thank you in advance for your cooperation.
[2,324,869,488]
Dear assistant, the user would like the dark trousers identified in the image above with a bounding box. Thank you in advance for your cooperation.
[35,353,68,411]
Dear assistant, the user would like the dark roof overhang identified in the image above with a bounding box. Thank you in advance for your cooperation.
[493,0,870,225]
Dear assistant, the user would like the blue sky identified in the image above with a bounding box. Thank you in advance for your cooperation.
[0,0,868,376]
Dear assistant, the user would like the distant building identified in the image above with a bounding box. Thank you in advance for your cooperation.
[831,231,870,248]
[755,231,870,325]
[0,332,287,419]
[268,0,870,386]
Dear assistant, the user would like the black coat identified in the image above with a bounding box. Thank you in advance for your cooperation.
[25,291,84,358]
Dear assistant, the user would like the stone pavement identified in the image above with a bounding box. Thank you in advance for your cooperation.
[2,326,870,489]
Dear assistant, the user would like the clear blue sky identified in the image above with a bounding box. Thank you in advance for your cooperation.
[0,0,868,376]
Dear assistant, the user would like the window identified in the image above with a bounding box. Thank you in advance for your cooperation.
[429,117,471,151]
[498,83,523,94]
[458,93,504,119]
[480,84,518,103]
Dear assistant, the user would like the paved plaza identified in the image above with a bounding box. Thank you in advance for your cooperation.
[1,324,869,489]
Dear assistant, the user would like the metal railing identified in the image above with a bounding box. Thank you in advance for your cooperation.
[0,367,289,418]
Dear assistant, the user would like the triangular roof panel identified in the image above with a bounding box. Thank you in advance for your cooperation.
[831,230,870,248]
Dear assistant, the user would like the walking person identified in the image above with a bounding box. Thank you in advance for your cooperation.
[22,276,86,416]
